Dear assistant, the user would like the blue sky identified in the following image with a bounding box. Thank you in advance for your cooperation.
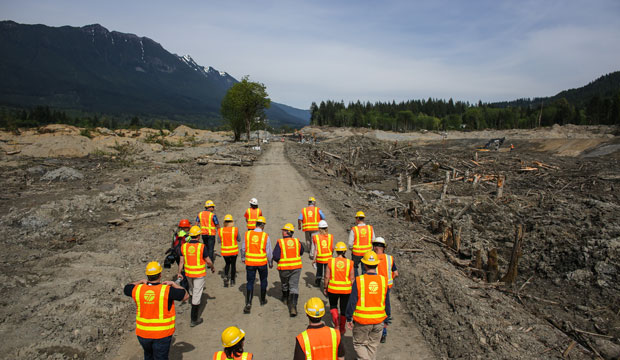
[2,0,619,109]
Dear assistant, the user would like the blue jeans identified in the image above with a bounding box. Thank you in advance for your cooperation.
[202,235,216,263]
[246,264,268,292]
[352,254,367,277]
[137,335,172,360]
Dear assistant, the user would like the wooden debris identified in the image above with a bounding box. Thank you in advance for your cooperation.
[501,224,524,284]
[562,341,577,358]
[487,248,499,282]
[497,175,505,199]
[6,150,21,155]
[398,248,424,253]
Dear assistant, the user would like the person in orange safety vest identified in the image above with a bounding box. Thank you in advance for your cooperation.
[297,197,325,251]
[273,223,305,316]
[124,261,188,360]
[372,237,398,344]
[347,211,375,277]
[311,220,334,288]
[218,214,242,288]
[323,241,354,336]
[244,198,263,230]
[240,216,273,314]
[197,200,220,264]
[213,326,253,360]
[294,297,345,360]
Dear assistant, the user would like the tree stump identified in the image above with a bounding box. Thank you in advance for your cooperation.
[487,248,499,282]
[501,224,524,284]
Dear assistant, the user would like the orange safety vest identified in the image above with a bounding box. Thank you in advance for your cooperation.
[352,274,387,325]
[213,351,253,360]
[245,231,268,266]
[377,253,395,289]
[351,224,374,256]
[219,227,239,256]
[131,284,175,339]
[296,326,340,360]
[245,208,262,230]
[327,257,353,294]
[312,233,333,264]
[199,211,216,235]
[277,237,302,270]
[181,242,206,278]
[301,206,321,232]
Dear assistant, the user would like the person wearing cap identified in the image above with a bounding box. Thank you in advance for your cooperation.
[240,216,273,314]
[294,297,345,360]
[244,198,263,231]
[298,197,326,251]
[345,251,390,360]
[218,214,242,287]
[124,261,188,360]
[177,226,216,327]
[323,241,354,336]
[373,236,398,343]
[273,223,305,316]
[197,200,220,264]
[213,326,253,360]
[348,211,375,277]
[311,220,333,287]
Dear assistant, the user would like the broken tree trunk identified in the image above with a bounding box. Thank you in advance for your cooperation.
[406,175,412,193]
[441,171,450,200]
[453,226,461,252]
[398,173,404,192]
[487,248,499,282]
[501,224,524,284]
[497,175,505,199]
[473,249,486,281]
[198,159,253,166]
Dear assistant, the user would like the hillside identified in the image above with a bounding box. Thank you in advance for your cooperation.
[0,21,309,128]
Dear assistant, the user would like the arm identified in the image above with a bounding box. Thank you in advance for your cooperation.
[297,218,303,231]
[299,242,305,256]
[266,236,273,267]
[123,281,145,296]
[345,279,358,322]
[205,254,215,273]
[177,256,184,279]
[323,265,331,295]
[310,240,316,261]
[272,243,281,264]
[293,338,306,360]
[240,235,246,262]
[348,230,354,247]
[319,209,326,220]
[393,260,399,278]
[162,281,190,302]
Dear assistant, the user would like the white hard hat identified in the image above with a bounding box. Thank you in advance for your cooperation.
[318,220,328,228]
[249,198,258,205]
[373,237,386,245]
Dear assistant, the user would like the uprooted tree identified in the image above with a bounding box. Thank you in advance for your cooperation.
[220,76,271,142]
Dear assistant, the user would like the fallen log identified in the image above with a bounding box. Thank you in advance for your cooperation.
[323,151,341,160]
[198,159,253,166]
[6,150,21,155]
[398,248,424,253]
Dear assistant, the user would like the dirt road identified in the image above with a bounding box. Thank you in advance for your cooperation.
[114,141,435,359]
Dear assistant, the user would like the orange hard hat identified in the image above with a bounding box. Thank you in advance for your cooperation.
[178,219,191,228]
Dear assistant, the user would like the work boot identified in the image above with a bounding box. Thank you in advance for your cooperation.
[314,277,321,287]
[230,276,235,286]
[339,315,347,335]
[223,275,229,288]
[243,290,253,314]
[260,289,268,306]
[289,293,298,317]
[330,308,339,328]
[190,305,203,327]
[282,290,289,305]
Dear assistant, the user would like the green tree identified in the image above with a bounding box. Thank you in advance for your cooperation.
[221,76,271,142]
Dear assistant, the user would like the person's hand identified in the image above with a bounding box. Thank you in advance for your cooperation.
[269,263,273,269]
[177,273,183,280]
[346,321,354,330]
[210,266,216,273]
[323,288,327,296]
[162,280,175,286]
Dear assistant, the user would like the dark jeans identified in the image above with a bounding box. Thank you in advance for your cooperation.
[328,292,351,314]
[224,255,237,280]
[137,335,172,360]
[315,262,326,279]
[246,264,268,292]
[352,254,367,277]
[201,235,216,263]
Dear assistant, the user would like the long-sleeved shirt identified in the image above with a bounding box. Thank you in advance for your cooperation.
[273,235,305,266]
[345,271,391,322]
[347,222,376,247]
[239,228,272,263]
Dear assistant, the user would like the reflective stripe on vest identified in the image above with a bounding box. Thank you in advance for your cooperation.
[298,326,338,360]
[245,231,268,266]
[313,233,333,263]
[351,225,374,256]
[219,227,239,256]
[199,211,216,235]
[378,253,394,288]
[132,284,175,339]
[182,242,206,278]
[277,238,302,270]
[301,206,320,231]
[327,257,353,294]
[245,208,260,230]
[213,351,251,360]
[352,274,387,325]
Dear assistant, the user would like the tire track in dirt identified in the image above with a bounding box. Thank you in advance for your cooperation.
[114,142,435,359]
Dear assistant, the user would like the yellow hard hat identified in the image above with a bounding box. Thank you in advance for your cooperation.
[308,196,316,202]
[361,250,380,265]
[189,225,202,237]
[221,326,245,348]
[145,261,163,276]
[282,223,295,232]
[334,242,347,252]
[205,200,215,208]
[304,297,326,318]
[256,216,266,224]
[224,214,234,222]
[355,211,366,218]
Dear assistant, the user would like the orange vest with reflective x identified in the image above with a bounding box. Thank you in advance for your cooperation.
[131,284,175,339]
[245,208,262,230]
[219,227,239,256]
[377,253,395,289]
[199,211,216,235]
[351,224,374,256]
[312,233,333,264]
[277,237,302,270]
[213,351,253,360]
[181,242,206,278]
[296,326,340,360]
[301,206,320,232]
[327,257,353,294]
[245,231,268,266]
[352,273,387,325]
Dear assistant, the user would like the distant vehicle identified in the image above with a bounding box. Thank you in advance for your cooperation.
[483,137,505,151]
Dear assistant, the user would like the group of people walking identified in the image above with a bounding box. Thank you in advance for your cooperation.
[125,197,398,360]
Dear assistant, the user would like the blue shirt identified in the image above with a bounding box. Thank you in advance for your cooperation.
[345,272,391,322]
[273,235,305,264]
[297,206,326,221]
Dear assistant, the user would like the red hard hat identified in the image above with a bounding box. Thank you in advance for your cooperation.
[178,219,191,228]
